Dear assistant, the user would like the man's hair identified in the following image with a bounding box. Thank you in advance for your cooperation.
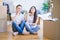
[16,4,22,8]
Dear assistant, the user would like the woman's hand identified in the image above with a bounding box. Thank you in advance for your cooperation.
[29,23,36,26]
[32,23,35,25]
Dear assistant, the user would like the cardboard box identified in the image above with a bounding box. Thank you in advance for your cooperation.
[0,6,7,32]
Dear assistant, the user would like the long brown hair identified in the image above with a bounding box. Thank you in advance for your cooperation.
[29,6,37,23]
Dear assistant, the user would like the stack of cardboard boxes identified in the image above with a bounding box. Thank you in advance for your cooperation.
[0,6,7,32]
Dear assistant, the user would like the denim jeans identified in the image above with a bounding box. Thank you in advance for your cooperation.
[25,22,40,34]
[12,20,26,34]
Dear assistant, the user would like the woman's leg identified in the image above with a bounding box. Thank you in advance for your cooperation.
[25,22,35,33]
[25,22,40,34]
[31,25,40,32]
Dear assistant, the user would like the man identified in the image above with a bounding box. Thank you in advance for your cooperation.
[11,4,29,36]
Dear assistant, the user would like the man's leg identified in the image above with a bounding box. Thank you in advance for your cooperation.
[12,22,23,33]
[18,20,26,34]
[19,20,29,34]
[19,20,26,30]
[12,22,18,32]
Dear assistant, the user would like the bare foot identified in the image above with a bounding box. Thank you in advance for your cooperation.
[12,32,18,36]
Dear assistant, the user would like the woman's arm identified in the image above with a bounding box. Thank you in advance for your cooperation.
[35,17,39,25]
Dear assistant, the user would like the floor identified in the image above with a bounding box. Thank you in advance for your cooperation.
[0,21,51,40]
[0,32,39,40]
[0,32,51,40]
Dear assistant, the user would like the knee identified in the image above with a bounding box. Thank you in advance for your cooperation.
[12,21,15,25]
[12,22,14,25]
[12,21,17,26]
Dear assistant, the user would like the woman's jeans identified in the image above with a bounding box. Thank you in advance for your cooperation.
[12,20,26,34]
[25,22,40,34]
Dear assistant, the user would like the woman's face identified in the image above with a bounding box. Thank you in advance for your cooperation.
[31,7,35,14]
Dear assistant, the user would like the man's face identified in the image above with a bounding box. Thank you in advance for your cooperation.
[16,6,22,13]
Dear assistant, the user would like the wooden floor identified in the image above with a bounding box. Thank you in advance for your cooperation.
[0,32,39,40]
[0,32,50,40]
[0,21,51,40]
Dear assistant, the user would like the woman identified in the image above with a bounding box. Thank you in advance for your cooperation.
[25,6,40,34]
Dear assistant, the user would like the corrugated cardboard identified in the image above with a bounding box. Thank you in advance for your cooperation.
[0,6,7,32]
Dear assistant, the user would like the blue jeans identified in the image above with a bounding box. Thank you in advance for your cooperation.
[12,20,26,34]
[25,22,40,34]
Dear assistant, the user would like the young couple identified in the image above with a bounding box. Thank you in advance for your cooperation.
[11,4,40,36]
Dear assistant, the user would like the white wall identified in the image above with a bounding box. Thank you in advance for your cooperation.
[13,0,44,12]
[3,0,48,14]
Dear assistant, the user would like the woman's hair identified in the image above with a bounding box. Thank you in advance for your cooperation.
[29,6,37,23]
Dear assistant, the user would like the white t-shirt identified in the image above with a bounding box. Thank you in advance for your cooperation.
[27,13,37,28]
[27,13,34,24]
[11,13,24,25]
